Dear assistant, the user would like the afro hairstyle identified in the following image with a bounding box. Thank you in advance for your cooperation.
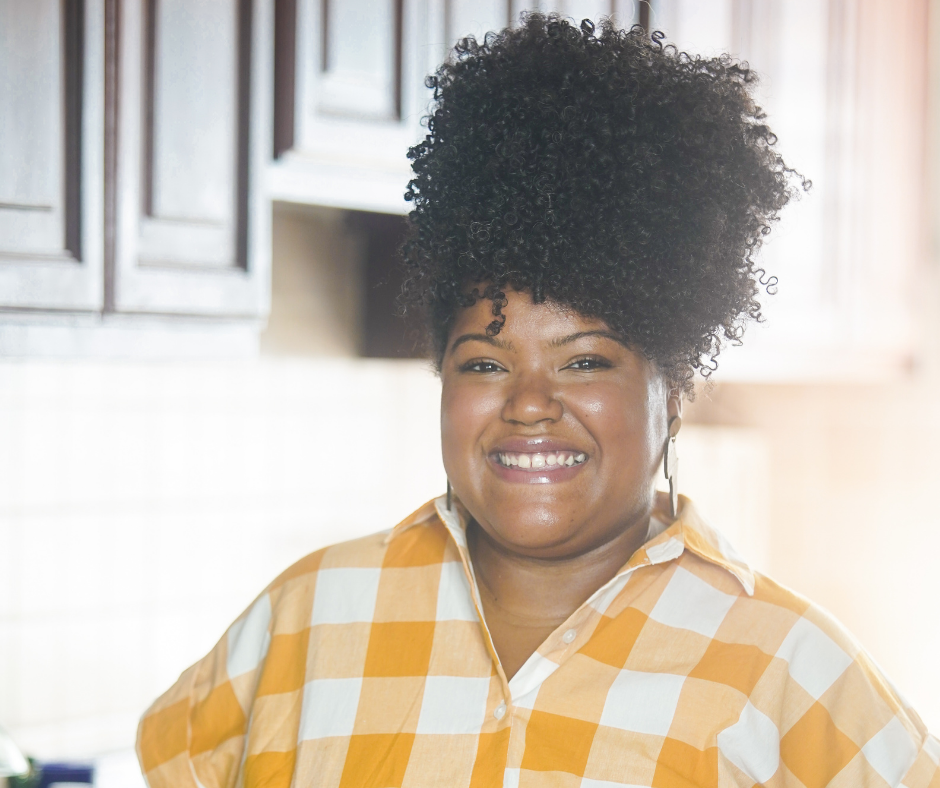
[399,12,806,393]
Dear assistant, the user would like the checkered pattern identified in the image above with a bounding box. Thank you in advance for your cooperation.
[137,494,939,787]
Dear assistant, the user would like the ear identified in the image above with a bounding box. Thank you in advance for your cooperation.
[666,386,683,422]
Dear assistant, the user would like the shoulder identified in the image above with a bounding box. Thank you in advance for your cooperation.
[246,498,452,626]
[724,567,914,724]
[672,502,898,707]
[665,539,938,785]
[137,498,451,785]
[678,544,921,729]
[685,561,936,786]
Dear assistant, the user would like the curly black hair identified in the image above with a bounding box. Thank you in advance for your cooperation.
[400,13,805,393]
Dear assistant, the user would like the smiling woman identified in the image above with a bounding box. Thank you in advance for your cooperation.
[441,291,680,680]
[136,13,938,788]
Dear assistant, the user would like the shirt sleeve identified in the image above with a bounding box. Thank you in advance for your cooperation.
[136,591,273,788]
[901,734,940,788]
[766,605,938,788]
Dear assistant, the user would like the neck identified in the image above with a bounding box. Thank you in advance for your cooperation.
[466,513,651,628]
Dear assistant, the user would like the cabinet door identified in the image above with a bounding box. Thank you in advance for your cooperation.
[0,0,104,310]
[523,1,638,27]
[267,0,637,214]
[113,0,272,316]
[643,0,922,381]
[267,0,423,213]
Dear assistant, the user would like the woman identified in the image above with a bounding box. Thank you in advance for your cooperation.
[137,15,938,787]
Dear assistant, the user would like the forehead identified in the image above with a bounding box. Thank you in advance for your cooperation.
[449,290,611,346]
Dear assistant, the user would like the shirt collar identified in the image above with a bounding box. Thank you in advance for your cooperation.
[636,492,756,595]
[388,490,755,596]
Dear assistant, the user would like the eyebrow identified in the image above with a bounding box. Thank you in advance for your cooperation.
[550,330,628,348]
[448,329,626,355]
[448,333,515,354]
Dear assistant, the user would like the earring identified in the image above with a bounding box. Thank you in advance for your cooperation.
[446,480,453,512]
[664,416,681,518]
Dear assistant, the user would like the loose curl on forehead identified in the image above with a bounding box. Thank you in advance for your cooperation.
[399,12,806,394]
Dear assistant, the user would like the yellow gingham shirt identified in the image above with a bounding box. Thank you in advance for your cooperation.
[137,495,939,788]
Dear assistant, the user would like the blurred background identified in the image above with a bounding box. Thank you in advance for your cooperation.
[1,0,938,783]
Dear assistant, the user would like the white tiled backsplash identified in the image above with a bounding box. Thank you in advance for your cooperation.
[0,358,769,763]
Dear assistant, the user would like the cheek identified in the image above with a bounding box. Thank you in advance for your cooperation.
[440,383,504,461]
[568,383,658,462]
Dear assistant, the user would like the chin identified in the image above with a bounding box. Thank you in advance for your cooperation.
[493,524,581,554]
[480,498,590,552]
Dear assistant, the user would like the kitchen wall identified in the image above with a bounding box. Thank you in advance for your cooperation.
[0,356,445,758]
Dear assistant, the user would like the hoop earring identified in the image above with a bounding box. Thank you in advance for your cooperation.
[446,479,453,512]
[664,416,682,518]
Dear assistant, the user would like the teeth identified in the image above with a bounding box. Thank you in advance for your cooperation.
[497,451,587,468]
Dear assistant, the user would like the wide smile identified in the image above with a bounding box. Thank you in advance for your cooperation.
[496,450,586,469]
[487,447,589,484]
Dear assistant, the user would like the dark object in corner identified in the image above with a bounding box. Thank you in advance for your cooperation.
[350,211,424,359]
[9,759,94,788]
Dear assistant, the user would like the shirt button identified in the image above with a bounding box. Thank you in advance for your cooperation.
[494,702,507,720]
[562,628,577,644]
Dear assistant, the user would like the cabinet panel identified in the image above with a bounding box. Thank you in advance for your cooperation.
[267,0,639,213]
[654,0,924,381]
[0,0,63,252]
[114,0,272,315]
[0,0,103,310]
[293,0,410,141]
[559,0,613,24]
[149,0,238,225]
[509,1,635,27]
[138,0,239,268]
[319,0,401,119]
[448,0,509,43]
[267,0,421,213]
[648,0,733,53]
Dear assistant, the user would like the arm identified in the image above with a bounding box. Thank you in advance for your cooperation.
[770,614,937,787]
[717,595,938,788]
[901,734,940,788]
[136,592,273,788]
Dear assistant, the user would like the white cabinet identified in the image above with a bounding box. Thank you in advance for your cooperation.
[270,0,923,381]
[0,0,923,375]
[266,0,639,214]
[0,0,272,351]
[651,0,925,381]
[267,0,433,213]
[113,0,272,316]
[0,0,104,310]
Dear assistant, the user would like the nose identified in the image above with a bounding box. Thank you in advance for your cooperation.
[501,370,563,426]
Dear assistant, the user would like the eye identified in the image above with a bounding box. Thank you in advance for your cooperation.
[565,356,612,371]
[460,359,506,373]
